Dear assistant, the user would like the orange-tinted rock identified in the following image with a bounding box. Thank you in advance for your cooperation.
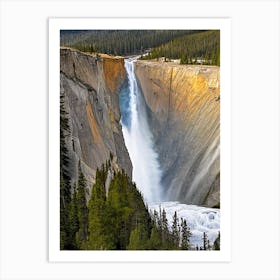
[134,60,220,207]
[60,48,132,192]
[103,57,126,93]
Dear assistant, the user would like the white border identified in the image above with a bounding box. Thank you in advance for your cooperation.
[49,18,231,262]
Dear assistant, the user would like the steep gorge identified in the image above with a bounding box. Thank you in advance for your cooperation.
[60,48,220,208]
[60,48,132,192]
[134,61,220,207]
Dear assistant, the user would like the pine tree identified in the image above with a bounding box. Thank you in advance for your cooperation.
[203,232,208,250]
[127,224,148,250]
[180,218,191,250]
[148,226,162,249]
[87,168,108,250]
[60,93,71,199]
[75,162,88,248]
[60,175,68,249]
[67,187,79,249]
[161,208,170,249]
[60,91,73,249]
[157,207,162,234]
[106,171,132,249]
[207,239,211,250]
[171,211,180,248]
[213,231,220,250]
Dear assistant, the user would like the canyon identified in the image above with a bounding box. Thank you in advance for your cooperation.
[60,48,220,208]
[134,60,220,207]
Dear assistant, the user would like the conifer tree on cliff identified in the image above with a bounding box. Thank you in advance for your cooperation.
[75,162,89,248]
[67,187,79,249]
[60,92,71,199]
[60,92,72,249]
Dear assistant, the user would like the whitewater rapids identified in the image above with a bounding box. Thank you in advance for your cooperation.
[149,201,220,248]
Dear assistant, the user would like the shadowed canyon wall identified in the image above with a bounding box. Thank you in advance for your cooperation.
[60,48,132,192]
[60,48,220,208]
[134,61,220,207]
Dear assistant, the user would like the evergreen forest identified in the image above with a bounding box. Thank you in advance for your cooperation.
[141,30,220,66]
[60,30,220,66]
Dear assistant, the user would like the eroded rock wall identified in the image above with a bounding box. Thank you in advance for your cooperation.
[134,61,220,207]
[60,48,132,192]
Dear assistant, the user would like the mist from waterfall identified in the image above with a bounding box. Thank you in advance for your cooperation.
[120,57,162,204]
[119,57,220,247]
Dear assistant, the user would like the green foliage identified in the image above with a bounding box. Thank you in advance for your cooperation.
[148,207,194,250]
[87,167,108,249]
[106,169,151,250]
[148,226,162,249]
[60,30,200,56]
[67,188,79,249]
[127,224,149,250]
[60,162,89,250]
[60,175,67,249]
[60,157,200,250]
[60,93,71,197]
[171,211,180,249]
[180,218,191,250]
[85,165,152,250]
[160,208,173,249]
[106,170,134,249]
[203,232,209,250]
[60,91,74,249]
[142,30,220,66]
[213,231,220,250]
[75,163,89,249]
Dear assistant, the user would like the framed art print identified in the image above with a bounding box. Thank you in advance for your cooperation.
[2,0,280,279]
[49,18,231,262]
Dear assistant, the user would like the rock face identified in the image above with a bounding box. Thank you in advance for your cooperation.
[60,48,132,192]
[134,61,220,207]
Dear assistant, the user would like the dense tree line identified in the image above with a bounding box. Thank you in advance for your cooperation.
[60,91,74,249]
[148,208,192,250]
[60,155,220,250]
[60,154,220,249]
[60,30,201,56]
[61,30,220,65]
[140,30,220,66]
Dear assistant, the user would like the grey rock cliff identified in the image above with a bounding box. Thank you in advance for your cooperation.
[60,48,132,194]
[134,60,220,207]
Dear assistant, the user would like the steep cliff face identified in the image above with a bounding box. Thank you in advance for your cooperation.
[134,61,220,207]
[60,48,132,192]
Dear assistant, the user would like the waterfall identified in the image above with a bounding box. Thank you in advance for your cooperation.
[120,57,162,204]
[119,57,220,247]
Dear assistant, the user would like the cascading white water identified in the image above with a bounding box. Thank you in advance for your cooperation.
[121,57,162,204]
[149,201,220,248]
[120,57,220,247]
